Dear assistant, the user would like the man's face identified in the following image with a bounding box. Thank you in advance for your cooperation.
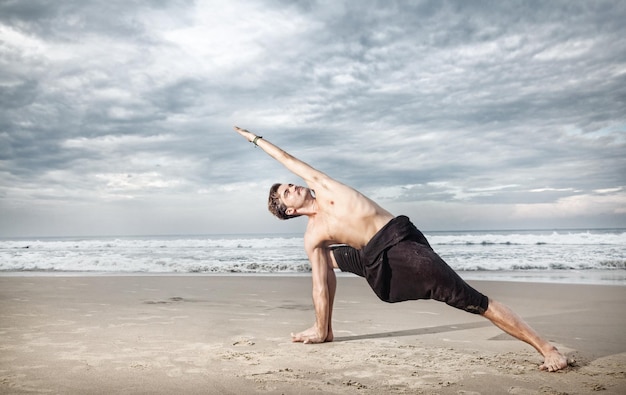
[276,183,307,212]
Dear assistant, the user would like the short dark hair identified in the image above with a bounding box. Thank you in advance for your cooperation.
[268,183,301,220]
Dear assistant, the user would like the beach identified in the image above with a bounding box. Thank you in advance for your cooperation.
[1,275,625,394]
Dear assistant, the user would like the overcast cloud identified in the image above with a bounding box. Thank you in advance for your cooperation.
[1,0,625,237]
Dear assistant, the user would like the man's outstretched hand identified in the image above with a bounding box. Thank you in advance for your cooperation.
[233,126,254,142]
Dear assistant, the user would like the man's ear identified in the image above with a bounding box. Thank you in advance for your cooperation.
[286,208,295,216]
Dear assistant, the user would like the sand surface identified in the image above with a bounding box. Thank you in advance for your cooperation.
[1,275,625,394]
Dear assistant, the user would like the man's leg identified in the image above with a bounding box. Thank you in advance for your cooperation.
[482,298,568,371]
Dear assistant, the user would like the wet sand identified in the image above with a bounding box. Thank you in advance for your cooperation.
[1,275,625,394]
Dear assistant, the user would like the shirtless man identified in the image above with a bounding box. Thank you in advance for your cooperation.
[233,126,568,372]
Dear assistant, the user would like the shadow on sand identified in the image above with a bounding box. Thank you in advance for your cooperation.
[334,320,493,342]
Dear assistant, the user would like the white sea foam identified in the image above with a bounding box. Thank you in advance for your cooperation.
[428,230,626,246]
[1,230,624,278]
[0,235,308,273]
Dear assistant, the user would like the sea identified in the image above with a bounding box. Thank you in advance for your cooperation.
[1,229,625,285]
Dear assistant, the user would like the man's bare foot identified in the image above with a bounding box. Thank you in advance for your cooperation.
[291,326,333,344]
[540,348,569,372]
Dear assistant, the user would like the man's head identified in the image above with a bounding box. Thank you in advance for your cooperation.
[268,183,304,220]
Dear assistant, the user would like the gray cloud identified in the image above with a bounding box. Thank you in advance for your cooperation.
[1,0,625,237]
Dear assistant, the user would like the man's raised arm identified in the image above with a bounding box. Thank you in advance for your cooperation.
[233,126,327,184]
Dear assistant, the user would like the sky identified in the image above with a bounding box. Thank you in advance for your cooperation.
[1,0,625,238]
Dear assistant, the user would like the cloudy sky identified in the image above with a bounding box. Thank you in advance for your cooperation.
[1,0,625,237]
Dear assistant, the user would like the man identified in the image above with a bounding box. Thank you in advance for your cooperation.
[233,126,568,372]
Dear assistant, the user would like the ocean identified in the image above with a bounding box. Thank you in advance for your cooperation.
[1,229,625,285]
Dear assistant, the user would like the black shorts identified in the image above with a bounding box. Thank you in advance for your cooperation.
[332,217,489,315]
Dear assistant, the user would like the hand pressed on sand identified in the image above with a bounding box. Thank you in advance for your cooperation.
[540,348,569,372]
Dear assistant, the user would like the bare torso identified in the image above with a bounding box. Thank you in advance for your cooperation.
[303,177,395,251]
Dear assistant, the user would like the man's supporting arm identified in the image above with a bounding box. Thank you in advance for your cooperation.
[233,126,329,185]
[291,245,336,343]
